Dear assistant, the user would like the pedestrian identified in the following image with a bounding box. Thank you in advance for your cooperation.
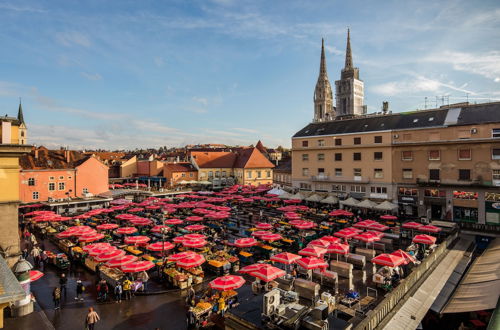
[114,282,122,303]
[53,287,61,310]
[122,278,132,300]
[22,248,29,259]
[85,307,100,330]
[59,273,67,297]
[186,286,195,307]
[30,246,41,268]
[75,279,85,301]
[259,209,264,220]
[138,271,149,291]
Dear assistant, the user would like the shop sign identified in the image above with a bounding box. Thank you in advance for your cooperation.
[486,202,500,213]
[398,195,417,204]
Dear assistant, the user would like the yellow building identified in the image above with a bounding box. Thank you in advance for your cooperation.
[0,103,30,267]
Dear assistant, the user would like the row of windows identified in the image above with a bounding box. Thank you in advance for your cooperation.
[302,168,384,178]
[302,152,384,162]
[31,188,88,200]
[400,169,500,181]
[301,135,383,147]
[304,184,387,194]
[402,148,500,161]
[178,172,195,178]
[27,176,72,186]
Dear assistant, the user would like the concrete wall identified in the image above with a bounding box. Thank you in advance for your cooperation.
[0,202,21,267]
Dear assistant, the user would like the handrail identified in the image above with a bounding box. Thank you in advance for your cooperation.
[354,231,458,330]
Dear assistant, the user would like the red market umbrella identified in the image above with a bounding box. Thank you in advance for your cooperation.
[83,242,111,253]
[353,220,377,229]
[260,233,282,242]
[182,239,207,248]
[367,222,389,232]
[185,216,203,222]
[116,227,138,235]
[94,249,126,262]
[29,270,44,282]
[106,255,138,268]
[299,246,327,258]
[371,254,405,267]
[128,208,144,213]
[129,218,153,226]
[121,260,155,273]
[251,230,273,238]
[413,234,437,245]
[402,222,423,230]
[185,225,206,231]
[124,235,151,245]
[334,230,357,239]
[146,241,175,252]
[390,249,416,265]
[255,223,273,230]
[165,218,183,225]
[168,251,197,262]
[78,233,105,243]
[184,233,206,240]
[271,252,301,265]
[151,225,171,233]
[239,263,266,274]
[320,236,340,244]
[326,243,350,255]
[293,221,316,230]
[249,264,286,282]
[87,245,117,257]
[418,225,442,233]
[308,239,331,249]
[234,238,258,248]
[354,232,381,243]
[173,236,187,244]
[96,223,119,230]
[209,275,245,291]
[288,219,304,226]
[380,215,398,220]
[296,257,328,270]
[176,253,206,269]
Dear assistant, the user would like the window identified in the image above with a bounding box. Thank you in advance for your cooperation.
[317,168,325,175]
[302,141,309,147]
[353,152,361,161]
[374,152,383,161]
[302,154,309,161]
[299,183,312,190]
[302,168,309,176]
[32,192,39,200]
[181,173,186,177]
[399,187,417,196]
[374,136,382,143]
[402,151,413,161]
[458,169,471,181]
[453,191,477,200]
[492,148,500,160]
[351,185,366,192]
[429,169,440,181]
[222,171,227,177]
[266,171,271,178]
[335,168,342,176]
[458,149,471,160]
[354,168,362,177]
[49,176,55,181]
[200,172,206,178]
[318,139,325,147]
[83,188,89,194]
[68,176,72,179]
[371,186,387,194]
[59,176,64,180]
[28,178,35,186]
[247,171,252,179]
[332,184,346,192]
[334,153,342,161]
[374,168,384,179]
[403,169,413,179]
[425,189,446,198]
[48,183,55,191]
[353,137,361,145]
[429,150,440,160]
[256,171,262,178]
[215,171,220,178]
[493,170,500,180]
[58,182,65,190]
[208,171,213,177]
[492,128,500,138]
[335,138,342,146]
[317,153,325,161]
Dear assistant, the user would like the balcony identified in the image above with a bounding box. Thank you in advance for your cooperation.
[311,175,331,182]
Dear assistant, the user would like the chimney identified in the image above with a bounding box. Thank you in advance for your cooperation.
[34,147,39,159]
[65,148,71,163]
[382,101,389,114]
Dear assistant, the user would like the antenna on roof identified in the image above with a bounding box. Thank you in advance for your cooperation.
[424,97,428,110]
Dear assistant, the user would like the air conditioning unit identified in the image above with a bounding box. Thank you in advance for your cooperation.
[262,289,280,317]
[48,197,54,202]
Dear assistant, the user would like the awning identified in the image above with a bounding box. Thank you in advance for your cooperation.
[374,200,399,211]
[355,199,379,209]
[443,238,500,313]
[305,194,323,202]
[288,192,306,200]
[340,197,360,207]
[320,195,339,204]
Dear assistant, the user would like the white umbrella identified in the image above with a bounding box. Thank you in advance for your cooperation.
[355,199,379,209]
[305,194,323,202]
[289,192,306,200]
[340,197,360,207]
[320,195,339,204]
[374,200,399,211]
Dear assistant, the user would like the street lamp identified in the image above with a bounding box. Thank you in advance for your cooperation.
[65,189,73,215]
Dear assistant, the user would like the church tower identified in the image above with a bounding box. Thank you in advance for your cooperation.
[17,100,27,145]
[335,29,366,117]
[313,39,334,122]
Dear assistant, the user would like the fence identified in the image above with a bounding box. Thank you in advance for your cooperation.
[354,231,459,330]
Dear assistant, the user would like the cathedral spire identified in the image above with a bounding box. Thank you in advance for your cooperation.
[17,98,25,125]
[320,38,328,77]
[344,28,353,69]
[313,39,334,122]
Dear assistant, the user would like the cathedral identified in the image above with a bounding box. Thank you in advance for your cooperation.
[313,29,366,122]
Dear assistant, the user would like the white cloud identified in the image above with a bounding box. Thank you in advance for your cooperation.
[81,72,102,81]
[192,96,209,106]
[371,75,476,96]
[0,3,46,13]
[56,31,91,47]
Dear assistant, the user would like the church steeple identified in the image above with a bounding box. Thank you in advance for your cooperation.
[313,39,334,122]
[17,99,25,126]
[345,28,353,69]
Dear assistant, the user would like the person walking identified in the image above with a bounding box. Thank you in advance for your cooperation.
[30,246,41,268]
[75,279,85,301]
[122,278,132,300]
[52,287,61,310]
[85,307,100,330]
[186,286,196,307]
[114,282,122,303]
[59,273,67,297]
[138,271,149,292]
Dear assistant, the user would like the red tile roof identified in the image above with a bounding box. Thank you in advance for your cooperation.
[164,162,196,172]
[234,147,275,169]
[191,152,236,168]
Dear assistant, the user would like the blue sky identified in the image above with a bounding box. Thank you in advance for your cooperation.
[1,0,499,150]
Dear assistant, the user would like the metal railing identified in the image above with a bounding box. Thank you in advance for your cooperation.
[354,231,458,330]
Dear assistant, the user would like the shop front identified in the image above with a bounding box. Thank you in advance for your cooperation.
[485,192,500,225]
[424,189,447,220]
[398,188,418,216]
[452,191,479,223]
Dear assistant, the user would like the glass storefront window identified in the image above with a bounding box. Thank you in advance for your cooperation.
[453,206,478,223]
[399,187,417,196]
[485,192,500,202]
[453,191,478,200]
[425,189,446,198]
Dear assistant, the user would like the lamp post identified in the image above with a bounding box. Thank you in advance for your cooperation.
[65,189,73,215]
